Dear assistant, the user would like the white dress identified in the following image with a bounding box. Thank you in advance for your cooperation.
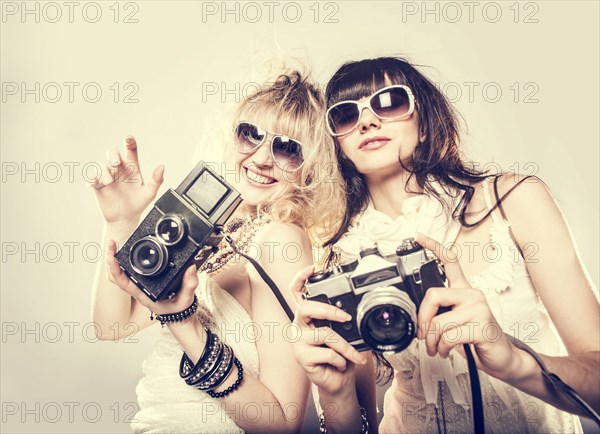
[131,273,260,433]
[336,178,582,434]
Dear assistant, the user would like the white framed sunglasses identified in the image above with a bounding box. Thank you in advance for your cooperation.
[233,121,304,171]
[325,85,416,137]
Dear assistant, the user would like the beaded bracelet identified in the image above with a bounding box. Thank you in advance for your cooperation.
[196,343,234,391]
[179,330,244,398]
[319,406,369,434]
[185,335,224,386]
[207,358,244,399]
[179,327,214,380]
[155,295,199,326]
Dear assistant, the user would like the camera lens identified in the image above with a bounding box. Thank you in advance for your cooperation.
[356,287,417,353]
[130,237,169,276]
[156,215,186,246]
[365,306,408,343]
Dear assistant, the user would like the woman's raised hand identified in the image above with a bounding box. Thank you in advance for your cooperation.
[90,136,165,224]
[289,266,367,396]
[416,233,522,381]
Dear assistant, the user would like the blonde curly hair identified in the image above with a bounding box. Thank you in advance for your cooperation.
[226,69,346,247]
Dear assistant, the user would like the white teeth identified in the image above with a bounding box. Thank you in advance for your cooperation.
[245,168,275,185]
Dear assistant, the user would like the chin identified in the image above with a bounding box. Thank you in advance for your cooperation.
[354,157,404,176]
[238,183,284,207]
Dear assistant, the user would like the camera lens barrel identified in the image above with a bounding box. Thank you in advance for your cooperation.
[356,287,417,353]
[155,214,187,246]
[130,236,170,277]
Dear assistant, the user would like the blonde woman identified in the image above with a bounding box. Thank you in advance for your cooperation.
[90,70,340,433]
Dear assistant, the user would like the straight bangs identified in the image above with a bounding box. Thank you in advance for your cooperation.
[326,59,411,107]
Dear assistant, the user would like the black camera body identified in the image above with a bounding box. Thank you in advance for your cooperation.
[115,161,242,301]
[306,239,448,354]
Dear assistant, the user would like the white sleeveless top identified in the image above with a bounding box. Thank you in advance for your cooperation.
[131,273,260,433]
[336,178,582,434]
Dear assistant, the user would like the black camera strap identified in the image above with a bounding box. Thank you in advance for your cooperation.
[506,334,600,426]
[224,235,295,322]
[463,344,485,434]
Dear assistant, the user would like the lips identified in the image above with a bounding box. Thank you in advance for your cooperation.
[244,166,276,185]
[359,136,390,150]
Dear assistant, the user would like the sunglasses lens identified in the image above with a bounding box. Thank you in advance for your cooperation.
[371,87,410,119]
[327,103,360,136]
[235,123,265,152]
[272,136,303,170]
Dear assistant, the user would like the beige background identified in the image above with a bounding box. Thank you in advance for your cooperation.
[1,1,598,433]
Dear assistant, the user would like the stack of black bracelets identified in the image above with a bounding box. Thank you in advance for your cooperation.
[155,295,244,398]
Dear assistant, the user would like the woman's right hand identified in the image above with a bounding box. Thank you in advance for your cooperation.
[90,136,164,224]
[289,266,367,397]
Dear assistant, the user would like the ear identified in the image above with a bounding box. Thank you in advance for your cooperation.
[419,125,427,144]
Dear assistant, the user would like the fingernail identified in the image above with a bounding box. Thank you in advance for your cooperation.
[125,136,135,143]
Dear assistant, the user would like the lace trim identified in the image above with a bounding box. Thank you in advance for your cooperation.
[469,220,519,295]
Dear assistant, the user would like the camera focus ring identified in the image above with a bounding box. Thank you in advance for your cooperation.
[130,236,169,277]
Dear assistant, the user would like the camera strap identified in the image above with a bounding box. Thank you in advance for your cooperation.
[463,344,485,434]
[224,235,295,322]
[506,334,600,426]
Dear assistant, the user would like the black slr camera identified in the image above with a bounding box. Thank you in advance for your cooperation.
[306,239,448,354]
[115,161,242,301]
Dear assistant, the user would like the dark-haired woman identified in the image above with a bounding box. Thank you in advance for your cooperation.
[290,57,598,433]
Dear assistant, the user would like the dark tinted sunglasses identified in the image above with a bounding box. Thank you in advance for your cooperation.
[326,85,415,137]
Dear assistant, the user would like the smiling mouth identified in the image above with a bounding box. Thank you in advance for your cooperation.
[244,166,276,185]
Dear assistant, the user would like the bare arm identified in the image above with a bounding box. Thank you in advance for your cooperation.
[495,175,600,413]
[89,137,164,340]
[501,344,600,415]
[288,265,374,434]
[316,354,378,434]
[418,177,599,416]
[135,222,315,433]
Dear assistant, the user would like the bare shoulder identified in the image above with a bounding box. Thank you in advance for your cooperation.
[249,221,313,313]
[254,221,311,249]
[494,174,556,216]
[250,221,312,270]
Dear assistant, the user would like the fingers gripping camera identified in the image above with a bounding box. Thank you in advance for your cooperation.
[306,239,449,354]
[115,162,242,301]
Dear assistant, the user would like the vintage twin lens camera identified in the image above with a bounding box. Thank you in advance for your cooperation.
[115,161,242,301]
[306,239,449,354]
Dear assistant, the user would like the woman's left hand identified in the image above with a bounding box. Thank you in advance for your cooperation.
[415,233,523,381]
[105,239,199,315]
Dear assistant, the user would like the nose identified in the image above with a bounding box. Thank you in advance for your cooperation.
[357,106,381,133]
[250,137,274,167]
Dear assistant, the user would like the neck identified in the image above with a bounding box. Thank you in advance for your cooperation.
[364,168,423,219]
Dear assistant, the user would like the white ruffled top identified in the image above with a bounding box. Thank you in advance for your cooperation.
[131,273,260,433]
[335,178,582,433]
